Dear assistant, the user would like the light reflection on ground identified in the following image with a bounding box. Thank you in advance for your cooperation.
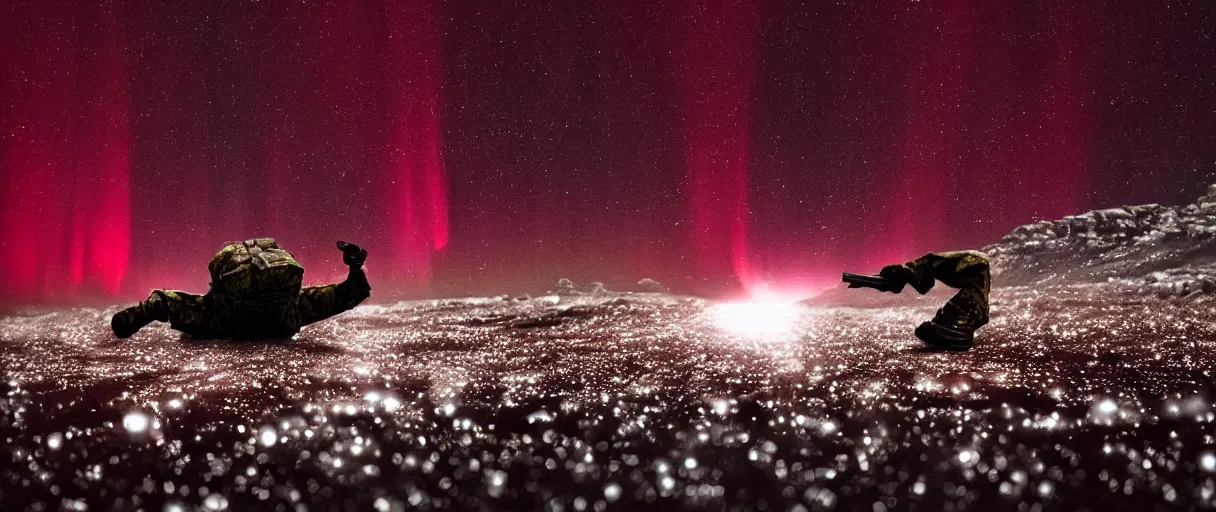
[707,301,801,337]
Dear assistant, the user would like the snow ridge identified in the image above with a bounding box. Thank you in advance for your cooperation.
[984,184,1216,296]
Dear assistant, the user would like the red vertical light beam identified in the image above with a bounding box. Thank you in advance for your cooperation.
[384,0,448,287]
[879,0,974,260]
[86,0,132,295]
[674,2,759,291]
[0,3,78,299]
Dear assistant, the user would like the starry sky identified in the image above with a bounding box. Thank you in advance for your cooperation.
[1,0,1214,304]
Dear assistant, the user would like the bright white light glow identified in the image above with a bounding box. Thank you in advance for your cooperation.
[123,412,149,433]
[382,397,401,412]
[258,425,278,447]
[710,302,800,336]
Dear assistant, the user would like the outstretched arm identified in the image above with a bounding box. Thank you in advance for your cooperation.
[879,251,990,295]
[296,242,372,327]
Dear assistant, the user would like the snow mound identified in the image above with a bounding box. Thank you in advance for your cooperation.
[984,183,1216,296]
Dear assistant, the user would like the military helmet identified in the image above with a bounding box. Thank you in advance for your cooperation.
[208,238,304,298]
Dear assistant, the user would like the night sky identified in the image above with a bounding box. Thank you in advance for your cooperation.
[1,0,1214,304]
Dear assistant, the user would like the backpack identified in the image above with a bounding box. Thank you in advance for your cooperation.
[207,238,304,300]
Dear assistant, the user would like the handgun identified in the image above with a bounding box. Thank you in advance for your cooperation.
[842,272,904,293]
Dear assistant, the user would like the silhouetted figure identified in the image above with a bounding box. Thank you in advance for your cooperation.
[111,239,370,339]
[845,251,991,350]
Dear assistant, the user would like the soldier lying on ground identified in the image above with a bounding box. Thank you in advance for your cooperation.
[845,251,991,351]
[111,239,370,339]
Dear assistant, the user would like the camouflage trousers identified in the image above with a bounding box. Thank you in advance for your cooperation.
[137,268,371,339]
[139,290,299,339]
[882,251,991,332]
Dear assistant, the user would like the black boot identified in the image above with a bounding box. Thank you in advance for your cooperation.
[111,295,168,338]
[914,320,974,351]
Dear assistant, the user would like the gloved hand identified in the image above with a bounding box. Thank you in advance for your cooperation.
[878,264,909,285]
[336,241,368,268]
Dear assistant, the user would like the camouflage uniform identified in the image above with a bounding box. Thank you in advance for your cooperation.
[112,239,370,339]
[879,251,991,349]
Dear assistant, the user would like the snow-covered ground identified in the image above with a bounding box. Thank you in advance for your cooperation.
[2,284,1216,510]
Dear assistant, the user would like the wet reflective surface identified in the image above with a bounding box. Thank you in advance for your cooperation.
[3,286,1216,511]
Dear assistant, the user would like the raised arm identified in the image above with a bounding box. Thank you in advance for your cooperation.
[296,241,372,327]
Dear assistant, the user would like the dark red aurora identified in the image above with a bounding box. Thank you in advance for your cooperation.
[2,1,1213,304]
[4,3,1216,511]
